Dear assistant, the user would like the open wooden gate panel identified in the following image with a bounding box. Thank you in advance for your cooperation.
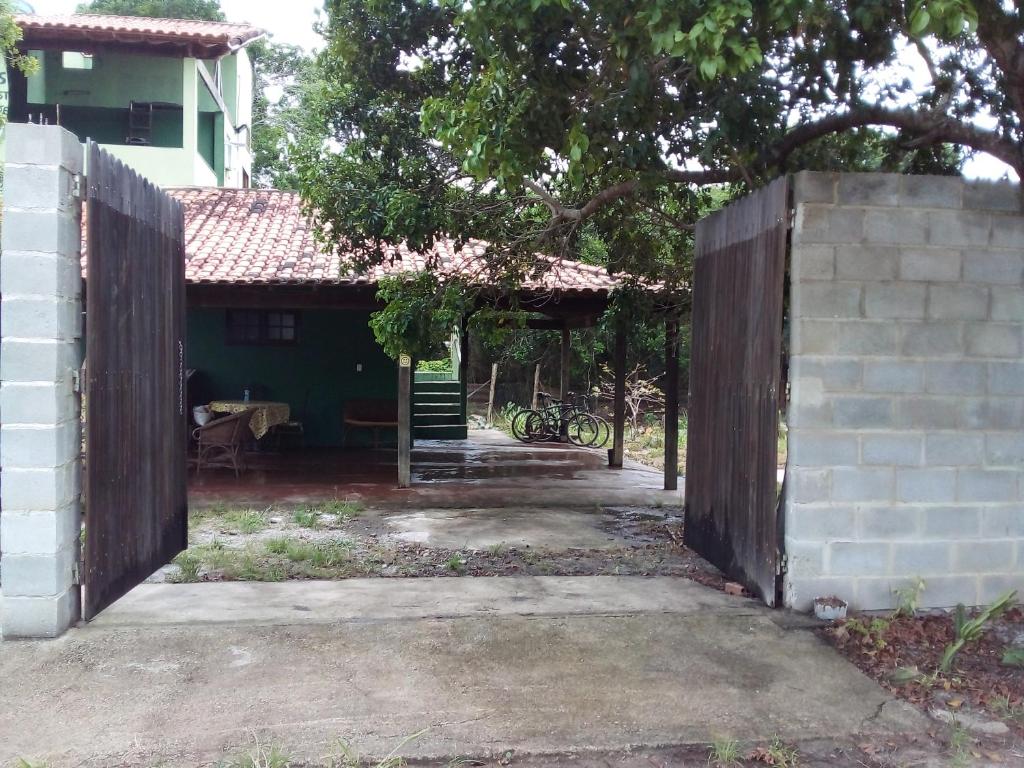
[83,141,188,620]
[685,177,789,606]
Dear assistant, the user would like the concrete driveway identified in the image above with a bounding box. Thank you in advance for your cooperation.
[0,575,927,767]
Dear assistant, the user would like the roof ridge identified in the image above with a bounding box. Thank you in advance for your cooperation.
[18,13,260,29]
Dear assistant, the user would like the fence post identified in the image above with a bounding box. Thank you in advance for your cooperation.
[664,317,680,491]
[486,362,498,425]
[0,125,85,638]
[610,318,626,468]
[397,355,412,488]
[531,363,541,411]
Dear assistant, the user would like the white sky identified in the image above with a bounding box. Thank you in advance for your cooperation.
[18,0,1016,180]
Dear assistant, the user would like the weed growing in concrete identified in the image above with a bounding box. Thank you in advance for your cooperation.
[14,759,49,768]
[948,719,973,768]
[293,508,323,529]
[170,551,201,583]
[326,728,427,768]
[707,736,741,766]
[223,508,269,535]
[750,736,798,767]
[224,734,291,768]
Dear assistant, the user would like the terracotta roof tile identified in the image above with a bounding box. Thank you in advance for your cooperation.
[168,187,618,296]
[16,14,264,56]
[80,187,619,297]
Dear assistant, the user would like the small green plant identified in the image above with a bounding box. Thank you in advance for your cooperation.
[754,736,798,767]
[223,733,291,768]
[293,508,323,529]
[707,736,741,766]
[265,537,291,556]
[321,499,364,520]
[486,541,508,557]
[989,694,1024,722]
[327,728,428,768]
[14,759,50,768]
[1001,648,1024,667]
[445,553,466,573]
[310,540,354,568]
[171,551,201,583]
[940,590,1017,672]
[843,616,891,650]
[892,577,926,618]
[224,508,268,534]
[948,718,972,768]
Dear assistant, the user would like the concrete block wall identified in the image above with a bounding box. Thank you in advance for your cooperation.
[784,171,1024,611]
[0,124,84,638]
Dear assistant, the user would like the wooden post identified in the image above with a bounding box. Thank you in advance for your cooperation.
[486,362,498,425]
[610,318,626,468]
[664,317,680,491]
[559,326,571,401]
[398,354,412,488]
[531,363,541,410]
[459,317,469,424]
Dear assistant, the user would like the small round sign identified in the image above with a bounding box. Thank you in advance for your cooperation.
[399,354,412,367]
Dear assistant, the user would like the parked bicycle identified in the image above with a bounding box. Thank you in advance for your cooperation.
[510,391,611,449]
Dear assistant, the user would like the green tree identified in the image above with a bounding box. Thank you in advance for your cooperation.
[75,0,224,20]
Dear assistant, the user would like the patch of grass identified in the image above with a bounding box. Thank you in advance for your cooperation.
[445,553,466,573]
[222,508,269,535]
[990,694,1024,722]
[707,736,741,766]
[486,541,508,557]
[326,728,427,768]
[948,718,973,768]
[14,759,50,768]
[223,736,291,768]
[751,736,798,767]
[265,537,291,556]
[170,551,201,583]
[320,498,364,520]
[292,508,323,529]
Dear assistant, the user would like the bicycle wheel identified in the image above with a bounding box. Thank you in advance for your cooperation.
[566,413,600,447]
[526,410,552,441]
[590,416,611,448]
[511,409,540,442]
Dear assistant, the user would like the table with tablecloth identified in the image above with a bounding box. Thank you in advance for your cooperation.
[208,400,290,440]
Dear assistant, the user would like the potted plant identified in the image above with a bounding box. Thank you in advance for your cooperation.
[813,595,848,621]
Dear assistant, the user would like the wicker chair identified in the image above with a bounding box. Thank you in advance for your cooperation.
[192,408,255,477]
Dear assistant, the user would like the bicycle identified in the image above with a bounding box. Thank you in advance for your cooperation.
[511,391,609,448]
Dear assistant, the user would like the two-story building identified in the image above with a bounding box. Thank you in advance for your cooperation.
[4,13,263,187]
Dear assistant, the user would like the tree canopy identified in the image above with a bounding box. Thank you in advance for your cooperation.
[75,0,225,20]
[300,0,1019,278]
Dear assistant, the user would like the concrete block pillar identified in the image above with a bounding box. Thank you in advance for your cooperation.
[0,124,84,638]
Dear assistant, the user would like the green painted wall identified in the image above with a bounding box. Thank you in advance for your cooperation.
[187,308,399,447]
[197,111,216,174]
[33,50,184,108]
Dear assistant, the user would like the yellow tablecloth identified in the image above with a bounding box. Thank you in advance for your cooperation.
[208,400,290,440]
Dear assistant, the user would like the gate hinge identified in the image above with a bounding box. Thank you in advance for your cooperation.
[777,553,789,575]
[72,560,81,586]
[72,367,82,393]
[72,173,84,200]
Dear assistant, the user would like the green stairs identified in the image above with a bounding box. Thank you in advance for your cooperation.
[413,377,467,440]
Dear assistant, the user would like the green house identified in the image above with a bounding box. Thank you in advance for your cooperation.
[5,13,263,187]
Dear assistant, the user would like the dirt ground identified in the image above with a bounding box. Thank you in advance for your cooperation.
[156,502,728,591]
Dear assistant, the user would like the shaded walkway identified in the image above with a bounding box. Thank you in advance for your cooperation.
[190,429,681,508]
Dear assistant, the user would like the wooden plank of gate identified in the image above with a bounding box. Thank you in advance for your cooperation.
[684,176,789,606]
[83,141,188,620]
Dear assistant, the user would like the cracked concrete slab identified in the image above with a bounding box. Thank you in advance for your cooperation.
[0,577,927,767]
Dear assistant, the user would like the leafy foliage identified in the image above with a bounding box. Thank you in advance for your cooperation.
[75,0,225,20]
[939,590,1017,672]
[369,273,468,360]
[0,0,37,85]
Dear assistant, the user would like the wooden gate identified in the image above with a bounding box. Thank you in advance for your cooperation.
[684,177,789,606]
[83,142,188,619]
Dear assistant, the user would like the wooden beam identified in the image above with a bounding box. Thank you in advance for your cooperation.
[397,355,412,488]
[664,317,680,491]
[610,318,626,468]
[186,284,380,310]
[559,326,571,401]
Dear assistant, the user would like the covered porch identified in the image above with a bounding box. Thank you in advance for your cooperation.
[189,428,682,508]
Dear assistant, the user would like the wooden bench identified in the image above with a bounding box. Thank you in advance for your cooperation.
[343,398,398,448]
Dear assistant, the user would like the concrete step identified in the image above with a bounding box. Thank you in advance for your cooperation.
[414,423,468,440]
[413,381,461,395]
[414,412,464,427]
[413,392,462,405]
[415,402,461,415]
